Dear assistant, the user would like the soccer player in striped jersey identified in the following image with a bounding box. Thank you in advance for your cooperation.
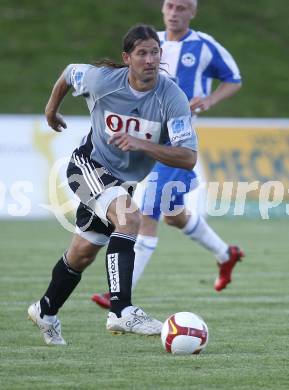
[92,0,244,310]
[27,24,198,345]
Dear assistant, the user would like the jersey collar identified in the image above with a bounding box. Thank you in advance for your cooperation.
[164,29,192,42]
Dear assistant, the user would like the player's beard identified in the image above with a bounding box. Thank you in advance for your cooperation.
[129,66,158,89]
[141,68,158,84]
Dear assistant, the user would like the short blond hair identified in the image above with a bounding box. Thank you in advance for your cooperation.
[163,0,198,8]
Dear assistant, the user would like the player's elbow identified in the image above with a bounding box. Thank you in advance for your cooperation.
[185,150,197,170]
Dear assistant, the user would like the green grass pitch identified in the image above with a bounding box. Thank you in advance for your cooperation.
[0,217,288,389]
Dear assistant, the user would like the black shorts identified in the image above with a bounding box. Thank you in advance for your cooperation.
[67,150,134,238]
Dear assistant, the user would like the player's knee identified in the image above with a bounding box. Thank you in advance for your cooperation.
[115,209,141,235]
[164,212,188,229]
[130,210,141,233]
[139,214,158,236]
[163,215,178,227]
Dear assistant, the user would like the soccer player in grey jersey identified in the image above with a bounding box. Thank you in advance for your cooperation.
[93,0,244,311]
[27,24,198,344]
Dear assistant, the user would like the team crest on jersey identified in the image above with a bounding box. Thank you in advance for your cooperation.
[181,53,196,67]
[104,111,161,142]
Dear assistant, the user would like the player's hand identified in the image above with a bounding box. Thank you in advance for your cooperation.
[189,97,212,114]
[46,111,67,132]
[108,133,143,152]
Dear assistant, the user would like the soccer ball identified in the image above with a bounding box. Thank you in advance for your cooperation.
[161,312,209,355]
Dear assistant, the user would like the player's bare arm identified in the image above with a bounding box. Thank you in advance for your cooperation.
[190,82,242,113]
[45,74,70,132]
[108,133,197,170]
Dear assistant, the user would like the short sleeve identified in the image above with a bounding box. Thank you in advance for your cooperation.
[63,64,108,112]
[63,64,94,96]
[165,84,198,151]
[198,32,241,83]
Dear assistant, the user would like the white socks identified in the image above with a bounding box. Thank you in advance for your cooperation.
[132,235,158,290]
[182,214,229,263]
[132,215,228,292]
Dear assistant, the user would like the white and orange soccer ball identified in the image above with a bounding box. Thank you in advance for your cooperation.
[161,312,209,355]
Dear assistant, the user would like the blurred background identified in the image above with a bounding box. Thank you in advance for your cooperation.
[1,0,288,116]
[0,0,288,220]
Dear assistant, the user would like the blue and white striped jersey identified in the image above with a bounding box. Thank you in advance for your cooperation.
[158,29,241,100]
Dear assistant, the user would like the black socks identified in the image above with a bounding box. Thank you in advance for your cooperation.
[40,254,81,317]
[39,232,136,318]
[106,233,136,317]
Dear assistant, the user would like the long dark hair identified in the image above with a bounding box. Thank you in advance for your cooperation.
[94,24,161,68]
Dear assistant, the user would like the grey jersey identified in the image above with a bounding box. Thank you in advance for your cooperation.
[64,64,198,182]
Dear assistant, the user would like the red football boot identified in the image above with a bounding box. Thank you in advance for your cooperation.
[91,292,111,309]
[214,246,245,292]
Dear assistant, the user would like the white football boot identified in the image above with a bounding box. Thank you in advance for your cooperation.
[106,306,163,335]
[28,302,66,345]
